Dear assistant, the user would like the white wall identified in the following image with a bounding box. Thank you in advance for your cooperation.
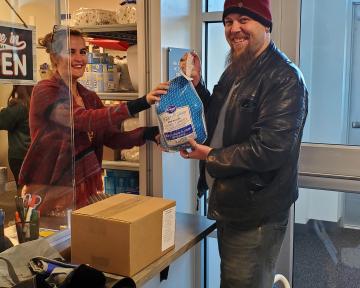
[160,0,199,215]
[144,1,201,287]
[147,0,200,214]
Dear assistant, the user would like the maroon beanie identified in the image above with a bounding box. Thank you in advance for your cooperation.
[223,0,272,32]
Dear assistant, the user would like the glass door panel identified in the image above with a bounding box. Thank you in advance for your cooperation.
[296,1,360,287]
[0,0,75,251]
[343,3,360,227]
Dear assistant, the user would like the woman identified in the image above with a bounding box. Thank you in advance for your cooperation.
[19,27,166,213]
[0,85,33,189]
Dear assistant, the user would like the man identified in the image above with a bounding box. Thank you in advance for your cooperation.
[180,0,308,287]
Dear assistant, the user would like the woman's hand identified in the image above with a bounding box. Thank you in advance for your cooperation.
[146,82,169,105]
[180,138,212,161]
[180,51,202,87]
[155,134,161,145]
[143,126,160,144]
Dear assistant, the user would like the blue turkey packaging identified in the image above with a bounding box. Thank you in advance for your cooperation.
[155,75,207,151]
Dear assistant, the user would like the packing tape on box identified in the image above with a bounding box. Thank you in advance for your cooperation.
[94,197,148,219]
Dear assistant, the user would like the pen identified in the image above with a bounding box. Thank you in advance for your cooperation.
[0,209,5,251]
[15,211,21,223]
[15,196,25,222]
[15,211,24,243]
[30,210,39,240]
[22,205,33,239]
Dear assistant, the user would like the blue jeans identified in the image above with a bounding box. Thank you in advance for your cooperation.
[216,212,288,288]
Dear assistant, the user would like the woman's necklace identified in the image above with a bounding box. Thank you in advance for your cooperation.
[72,86,94,143]
[72,87,85,107]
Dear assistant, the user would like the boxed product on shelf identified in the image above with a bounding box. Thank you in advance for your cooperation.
[104,169,139,195]
[88,52,103,64]
[78,72,92,90]
[103,146,121,162]
[90,63,114,73]
[91,72,104,92]
[71,193,176,276]
[116,56,135,92]
[104,176,116,194]
[73,8,117,26]
[116,0,137,24]
[121,147,139,162]
[103,70,120,91]
[79,54,120,92]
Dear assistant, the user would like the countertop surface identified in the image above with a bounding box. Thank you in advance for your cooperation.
[48,212,216,287]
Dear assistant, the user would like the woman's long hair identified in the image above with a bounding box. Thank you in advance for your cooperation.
[7,85,34,109]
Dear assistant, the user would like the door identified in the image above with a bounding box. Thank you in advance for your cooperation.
[343,3,360,227]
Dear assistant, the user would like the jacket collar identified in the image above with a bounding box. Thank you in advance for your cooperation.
[256,40,276,63]
[247,40,276,76]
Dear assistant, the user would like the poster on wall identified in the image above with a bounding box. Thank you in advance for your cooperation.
[167,47,190,81]
[0,21,36,85]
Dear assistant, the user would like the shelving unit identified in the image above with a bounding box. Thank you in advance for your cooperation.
[75,23,137,32]
[75,23,139,104]
[74,24,137,45]
[97,92,138,101]
[74,23,141,174]
[102,160,139,171]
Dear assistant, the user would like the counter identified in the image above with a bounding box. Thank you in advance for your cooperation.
[47,212,216,287]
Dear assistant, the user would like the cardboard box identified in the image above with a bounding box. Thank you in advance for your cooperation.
[71,194,176,276]
[102,146,120,161]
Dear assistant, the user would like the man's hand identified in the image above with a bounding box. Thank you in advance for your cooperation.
[180,52,202,87]
[180,138,212,161]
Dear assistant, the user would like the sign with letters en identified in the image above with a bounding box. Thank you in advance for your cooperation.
[0,21,36,84]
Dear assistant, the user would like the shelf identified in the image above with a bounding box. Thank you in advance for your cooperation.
[102,160,139,171]
[98,92,139,101]
[74,24,137,45]
[77,24,139,172]
[75,24,137,32]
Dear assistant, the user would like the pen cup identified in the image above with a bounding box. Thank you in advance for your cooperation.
[15,219,39,243]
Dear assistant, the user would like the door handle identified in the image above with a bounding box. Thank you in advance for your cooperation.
[352,121,360,128]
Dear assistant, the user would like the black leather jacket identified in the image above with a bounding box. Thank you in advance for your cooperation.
[195,42,308,227]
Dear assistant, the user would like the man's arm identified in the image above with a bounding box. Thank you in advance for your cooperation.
[195,79,212,111]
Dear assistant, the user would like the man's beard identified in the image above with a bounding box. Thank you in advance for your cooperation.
[225,45,257,77]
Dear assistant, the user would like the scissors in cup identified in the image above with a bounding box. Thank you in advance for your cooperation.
[22,194,42,236]
[23,194,42,209]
